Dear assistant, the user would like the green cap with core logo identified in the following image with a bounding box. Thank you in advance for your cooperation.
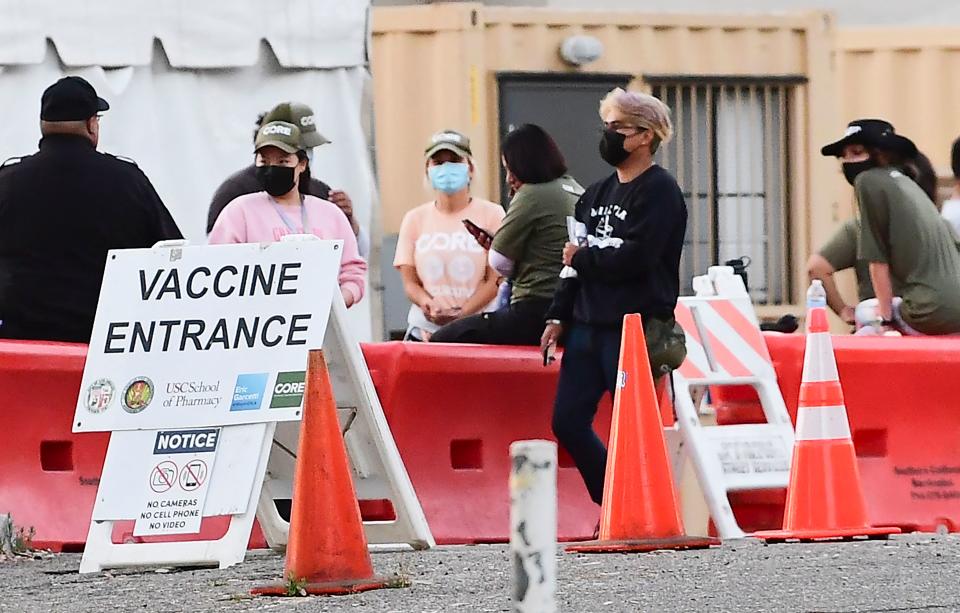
[254,121,303,154]
[263,102,330,148]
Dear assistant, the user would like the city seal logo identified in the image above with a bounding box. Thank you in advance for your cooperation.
[122,377,155,414]
[85,379,115,414]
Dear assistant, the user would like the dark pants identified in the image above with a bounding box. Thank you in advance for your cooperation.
[551,323,622,505]
[430,298,551,346]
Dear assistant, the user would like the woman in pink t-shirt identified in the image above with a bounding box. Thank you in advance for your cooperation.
[209,121,366,307]
[393,130,505,340]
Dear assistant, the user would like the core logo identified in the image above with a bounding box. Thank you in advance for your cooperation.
[299,115,315,127]
[123,377,154,413]
[153,428,220,454]
[433,131,463,145]
[270,371,306,408]
[231,373,268,412]
[261,124,292,136]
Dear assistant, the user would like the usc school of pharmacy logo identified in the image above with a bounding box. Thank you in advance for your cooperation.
[123,377,155,414]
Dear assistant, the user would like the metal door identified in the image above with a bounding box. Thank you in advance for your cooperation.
[497,73,632,207]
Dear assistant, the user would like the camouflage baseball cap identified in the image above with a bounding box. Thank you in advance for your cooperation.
[254,121,303,154]
[263,102,330,148]
[424,130,472,159]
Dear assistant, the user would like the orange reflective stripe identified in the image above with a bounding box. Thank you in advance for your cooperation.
[673,303,708,379]
[709,299,771,361]
[704,327,751,377]
[798,380,845,407]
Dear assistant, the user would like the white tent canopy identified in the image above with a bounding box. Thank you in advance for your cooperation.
[0,0,377,339]
[0,0,368,68]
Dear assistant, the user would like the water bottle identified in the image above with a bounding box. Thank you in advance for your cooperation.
[806,279,827,309]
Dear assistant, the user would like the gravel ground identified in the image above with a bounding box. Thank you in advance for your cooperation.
[2,534,959,612]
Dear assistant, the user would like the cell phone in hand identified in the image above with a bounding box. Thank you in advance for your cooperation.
[542,343,556,367]
[462,219,494,245]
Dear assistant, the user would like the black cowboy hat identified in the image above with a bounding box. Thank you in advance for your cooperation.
[821,119,917,158]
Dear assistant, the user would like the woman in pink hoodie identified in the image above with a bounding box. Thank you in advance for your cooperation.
[209,120,366,307]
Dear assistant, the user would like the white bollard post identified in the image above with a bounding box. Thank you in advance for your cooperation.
[510,440,557,613]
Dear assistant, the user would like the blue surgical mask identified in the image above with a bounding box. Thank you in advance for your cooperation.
[428,162,470,194]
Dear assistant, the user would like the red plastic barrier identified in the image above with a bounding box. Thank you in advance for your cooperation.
[711,385,764,425]
[0,340,268,552]
[729,333,960,534]
[0,341,106,551]
[4,338,664,549]
[362,341,612,543]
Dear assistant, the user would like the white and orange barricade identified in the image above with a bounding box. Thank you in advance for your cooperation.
[672,266,795,539]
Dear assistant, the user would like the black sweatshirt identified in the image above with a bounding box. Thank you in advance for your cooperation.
[545,164,687,327]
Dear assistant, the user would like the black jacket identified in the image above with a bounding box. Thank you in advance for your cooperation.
[545,164,687,327]
[0,134,183,343]
[207,165,332,234]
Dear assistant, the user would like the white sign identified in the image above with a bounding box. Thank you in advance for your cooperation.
[93,423,267,526]
[133,428,218,536]
[72,241,341,432]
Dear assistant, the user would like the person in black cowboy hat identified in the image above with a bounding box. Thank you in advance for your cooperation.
[820,119,960,335]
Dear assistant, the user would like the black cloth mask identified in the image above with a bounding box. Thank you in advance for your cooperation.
[599,129,631,167]
[256,165,297,197]
[842,160,874,186]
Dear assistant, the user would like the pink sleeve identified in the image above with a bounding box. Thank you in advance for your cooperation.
[331,208,367,305]
[393,209,418,268]
[208,201,247,244]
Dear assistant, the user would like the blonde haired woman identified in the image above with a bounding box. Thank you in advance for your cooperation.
[543,89,688,505]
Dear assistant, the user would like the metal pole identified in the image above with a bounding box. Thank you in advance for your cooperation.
[510,440,557,613]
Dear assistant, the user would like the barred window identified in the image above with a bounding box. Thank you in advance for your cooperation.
[651,78,798,305]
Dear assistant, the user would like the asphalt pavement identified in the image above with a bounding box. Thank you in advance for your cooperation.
[2,534,958,612]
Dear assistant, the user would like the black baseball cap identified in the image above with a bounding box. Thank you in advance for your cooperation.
[821,119,917,158]
[40,76,110,121]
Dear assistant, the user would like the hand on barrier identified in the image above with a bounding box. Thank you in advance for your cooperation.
[840,305,856,325]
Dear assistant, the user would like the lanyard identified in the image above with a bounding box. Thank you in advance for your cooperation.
[270,195,310,234]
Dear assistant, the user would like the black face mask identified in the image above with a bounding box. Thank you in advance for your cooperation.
[256,165,297,197]
[599,129,631,167]
[842,160,874,186]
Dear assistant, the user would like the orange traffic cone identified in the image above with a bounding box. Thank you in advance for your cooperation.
[252,350,394,595]
[755,303,899,542]
[567,314,719,553]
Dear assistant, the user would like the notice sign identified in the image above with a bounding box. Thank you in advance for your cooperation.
[133,429,219,536]
[72,240,341,432]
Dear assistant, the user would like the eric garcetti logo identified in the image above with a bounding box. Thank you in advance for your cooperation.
[123,377,154,413]
[270,371,306,408]
[231,373,268,412]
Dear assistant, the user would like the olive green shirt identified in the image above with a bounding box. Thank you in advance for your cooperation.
[856,167,960,334]
[818,219,876,302]
[491,175,583,304]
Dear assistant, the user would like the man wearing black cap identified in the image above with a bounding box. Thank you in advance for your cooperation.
[821,119,960,335]
[0,76,182,343]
